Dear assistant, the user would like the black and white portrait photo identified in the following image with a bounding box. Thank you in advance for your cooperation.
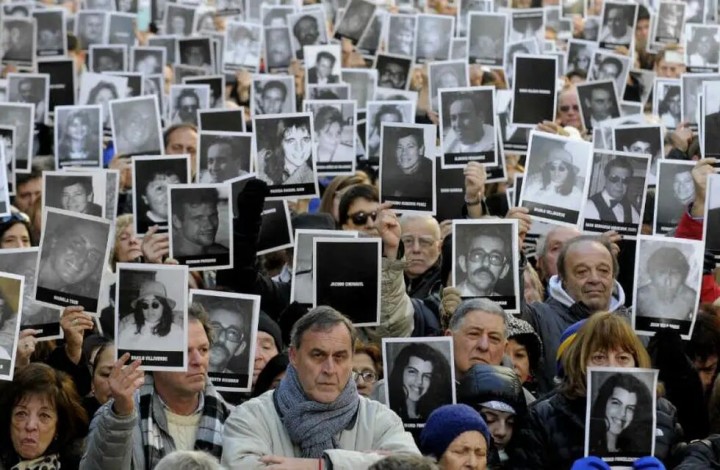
[356,9,385,57]
[38,58,76,111]
[34,9,66,57]
[164,3,195,37]
[333,0,376,43]
[457,0,493,37]
[451,38,468,60]
[565,39,597,77]
[588,51,631,97]
[313,238,381,326]
[598,2,637,50]
[168,84,210,126]
[2,18,35,68]
[681,71,715,127]
[115,263,189,371]
[288,10,328,60]
[107,12,135,48]
[365,100,416,164]
[178,37,213,72]
[382,337,455,433]
[511,55,558,126]
[131,46,165,75]
[633,236,703,338]
[375,54,413,90]
[467,12,506,67]
[43,171,105,217]
[264,26,293,72]
[653,1,685,46]
[88,45,126,73]
[78,72,128,129]
[223,21,261,72]
[414,14,454,63]
[261,4,293,28]
[654,160,696,234]
[304,45,342,86]
[428,60,469,112]
[508,8,544,44]
[451,219,521,312]
[654,79,681,129]
[169,184,232,271]
[253,113,319,199]
[64,168,118,222]
[385,14,416,57]
[198,131,252,183]
[132,155,191,236]
[342,69,377,112]
[147,35,177,65]
[304,100,356,175]
[379,123,436,213]
[291,229,357,305]
[7,73,49,125]
[75,11,107,50]
[703,80,720,157]
[190,289,259,391]
[0,103,34,172]
[35,208,112,313]
[704,174,720,254]
[581,151,650,236]
[112,71,143,98]
[577,80,621,130]
[199,108,245,132]
[686,25,720,72]
[585,368,657,463]
[0,272,23,381]
[519,131,592,226]
[109,95,163,156]
[0,249,62,342]
[54,105,103,168]
[439,87,497,168]
[251,75,295,116]
[613,125,663,185]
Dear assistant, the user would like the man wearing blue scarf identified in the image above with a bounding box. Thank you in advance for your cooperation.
[222,307,420,469]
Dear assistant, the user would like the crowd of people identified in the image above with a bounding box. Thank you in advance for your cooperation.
[0,0,719,469]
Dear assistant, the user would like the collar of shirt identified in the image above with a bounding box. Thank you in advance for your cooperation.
[157,391,205,416]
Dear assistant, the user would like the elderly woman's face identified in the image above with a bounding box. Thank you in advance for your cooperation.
[92,345,116,405]
[138,294,163,323]
[588,348,635,368]
[403,355,432,402]
[605,386,636,435]
[439,430,488,470]
[10,394,58,460]
[352,352,378,397]
[281,125,312,167]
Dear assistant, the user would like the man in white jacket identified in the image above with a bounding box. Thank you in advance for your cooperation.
[221,307,420,469]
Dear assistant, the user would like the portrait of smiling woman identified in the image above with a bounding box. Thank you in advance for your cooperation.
[56,107,101,166]
[388,342,453,422]
[589,372,654,456]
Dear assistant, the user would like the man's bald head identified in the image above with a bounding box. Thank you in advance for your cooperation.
[400,214,442,279]
[536,225,582,282]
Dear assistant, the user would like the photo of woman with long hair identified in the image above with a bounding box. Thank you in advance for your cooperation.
[523,145,584,210]
[117,279,183,351]
[56,107,101,165]
[387,342,453,422]
[257,115,315,186]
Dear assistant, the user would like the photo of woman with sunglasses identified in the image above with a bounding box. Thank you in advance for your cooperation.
[522,141,585,211]
[117,279,184,351]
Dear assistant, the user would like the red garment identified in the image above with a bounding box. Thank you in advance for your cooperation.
[675,211,720,304]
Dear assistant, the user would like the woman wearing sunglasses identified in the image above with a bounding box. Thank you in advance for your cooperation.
[523,146,583,210]
[117,280,183,351]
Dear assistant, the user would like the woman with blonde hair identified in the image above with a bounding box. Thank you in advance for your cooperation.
[511,312,682,468]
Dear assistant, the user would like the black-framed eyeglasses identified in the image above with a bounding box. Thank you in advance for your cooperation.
[140,301,160,310]
[607,175,630,185]
[352,370,378,383]
[467,249,506,266]
[348,211,377,226]
[211,321,244,343]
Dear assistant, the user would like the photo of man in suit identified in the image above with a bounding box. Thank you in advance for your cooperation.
[584,156,640,223]
[307,51,339,85]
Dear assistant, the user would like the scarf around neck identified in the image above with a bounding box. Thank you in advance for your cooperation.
[274,364,360,459]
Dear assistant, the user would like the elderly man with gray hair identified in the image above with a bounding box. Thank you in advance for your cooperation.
[221,306,419,469]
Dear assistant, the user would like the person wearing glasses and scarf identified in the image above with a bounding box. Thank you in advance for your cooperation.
[117,280,183,351]
[584,157,640,224]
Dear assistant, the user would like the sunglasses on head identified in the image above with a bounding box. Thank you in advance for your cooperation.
[140,301,160,310]
[607,175,630,184]
[349,211,377,226]
[559,104,579,112]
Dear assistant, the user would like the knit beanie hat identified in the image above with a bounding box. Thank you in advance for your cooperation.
[258,311,283,351]
[419,404,491,459]
[556,319,586,378]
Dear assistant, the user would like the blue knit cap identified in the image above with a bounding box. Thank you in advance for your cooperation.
[556,319,587,378]
[419,404,491,459]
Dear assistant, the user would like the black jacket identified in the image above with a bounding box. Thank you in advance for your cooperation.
[677,435,720,469]
[510,390,683,469]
